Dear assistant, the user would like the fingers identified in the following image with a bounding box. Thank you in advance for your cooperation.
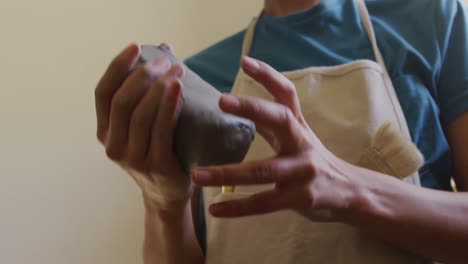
[191,158,310,186]
[241,56,302,118]
[127,64,184,167]
[208,189,299,218]
[148,65,185,166]
[105,58,171,161]
[95,43,140,143]
[219,94,302,153]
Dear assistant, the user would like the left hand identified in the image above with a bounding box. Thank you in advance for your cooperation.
[191,57,359,222]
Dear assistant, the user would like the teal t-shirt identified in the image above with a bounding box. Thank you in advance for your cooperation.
[185,0,468,253]
[186,0,468,191]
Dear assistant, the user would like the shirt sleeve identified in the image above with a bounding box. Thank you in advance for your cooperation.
[436,0,468,126]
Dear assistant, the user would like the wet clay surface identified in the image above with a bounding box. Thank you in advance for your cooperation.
[133,45,256,173]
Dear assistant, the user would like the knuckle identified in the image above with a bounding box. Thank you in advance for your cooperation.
[244,99,261,116]
[279,107,294,126]
[303,160,316,179]
[105,144,123,161]
[252,164,275,184]
[96,130,106,144]
[112,95,133,114]
[301,187,315,208]
[94,87,107,102]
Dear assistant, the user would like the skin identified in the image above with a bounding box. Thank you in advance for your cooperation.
[264,0,321,16]
[94,1,468,263]
[95,43,203,264]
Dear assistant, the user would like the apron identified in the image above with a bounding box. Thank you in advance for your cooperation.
[203,0,427,263]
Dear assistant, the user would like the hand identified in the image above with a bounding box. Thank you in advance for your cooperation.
[191,57,359,221]
[95,43,192,210]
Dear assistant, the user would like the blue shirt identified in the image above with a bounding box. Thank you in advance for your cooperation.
[186,0,468,191]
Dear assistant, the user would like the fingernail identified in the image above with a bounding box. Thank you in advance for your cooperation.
[169,64,184,78]
[243,56,260,72]
[125,43,140,57]
[168,79,181,100]
[192,168,213,183]
[220,94,240,111]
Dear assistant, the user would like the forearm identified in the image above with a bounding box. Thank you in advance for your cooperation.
[143,199,204,264]
[346,165,468,264]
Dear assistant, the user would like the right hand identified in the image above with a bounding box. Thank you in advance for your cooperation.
[94,43,192,210]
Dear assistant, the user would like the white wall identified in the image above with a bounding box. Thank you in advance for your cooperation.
[0,1,261,264]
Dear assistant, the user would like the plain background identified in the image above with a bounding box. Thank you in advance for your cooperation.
[0,1,261,263]
[0,1,466,264]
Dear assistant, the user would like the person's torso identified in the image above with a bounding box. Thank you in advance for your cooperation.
[201,0,427,262]
[186,0,461,190]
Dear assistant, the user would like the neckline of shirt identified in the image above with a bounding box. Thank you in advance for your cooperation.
[259,0,345,25]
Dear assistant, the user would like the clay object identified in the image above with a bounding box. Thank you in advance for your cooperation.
[133,45,256,173]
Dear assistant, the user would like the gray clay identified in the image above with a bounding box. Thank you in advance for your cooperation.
[133,45,256,173]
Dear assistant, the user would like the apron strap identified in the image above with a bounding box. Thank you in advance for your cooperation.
[355,0,386,68]
[241,16,259,57]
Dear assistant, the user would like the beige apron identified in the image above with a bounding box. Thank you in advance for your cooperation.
[203,0,426,263]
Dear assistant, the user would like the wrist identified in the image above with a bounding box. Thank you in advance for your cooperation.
[321,153,377,223]
[331,161,365,221]
[336,161,400,226]
[143,193,191,221]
